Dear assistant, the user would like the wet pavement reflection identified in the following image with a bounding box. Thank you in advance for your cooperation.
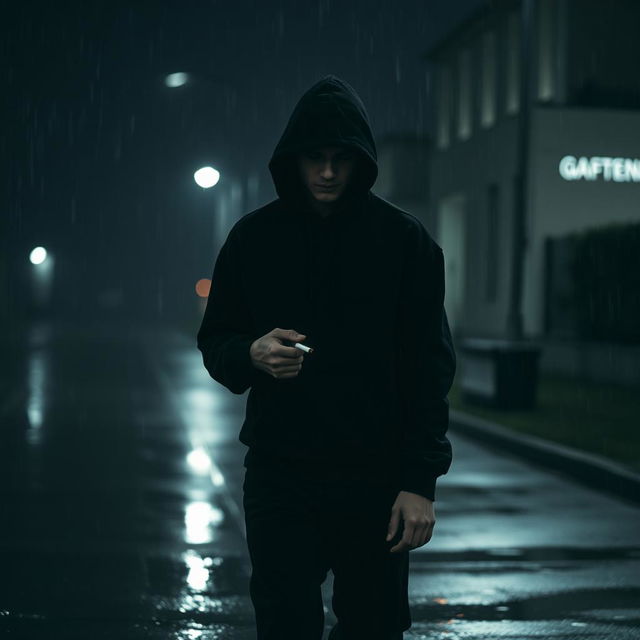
[1,321,639,638]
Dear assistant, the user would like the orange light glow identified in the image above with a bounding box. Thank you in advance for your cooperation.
[195,278,212,298]
[433,597,448,605]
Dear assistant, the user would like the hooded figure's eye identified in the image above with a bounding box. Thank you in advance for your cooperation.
[301,149,355,163]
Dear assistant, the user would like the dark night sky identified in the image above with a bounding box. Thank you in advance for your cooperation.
[1,0,484,322]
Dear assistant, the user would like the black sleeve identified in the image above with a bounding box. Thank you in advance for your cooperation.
[396,221,456,501]
[196,229,259,395]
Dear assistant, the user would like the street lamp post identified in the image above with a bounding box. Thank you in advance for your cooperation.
[506,0,534,340]
[29,246,54,313]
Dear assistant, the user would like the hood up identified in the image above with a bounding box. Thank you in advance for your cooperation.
[268,75,378,211]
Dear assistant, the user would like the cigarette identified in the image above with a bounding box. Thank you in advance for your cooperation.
[294,342,313,354]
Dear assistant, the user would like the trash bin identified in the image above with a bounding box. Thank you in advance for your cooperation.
[459,338,542,410]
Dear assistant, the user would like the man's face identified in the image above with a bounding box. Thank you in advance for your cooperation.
[297,146,357,203]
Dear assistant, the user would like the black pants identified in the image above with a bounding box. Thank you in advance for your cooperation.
[242,460,411,639]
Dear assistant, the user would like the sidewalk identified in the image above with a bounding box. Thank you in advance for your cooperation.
[450,409,640,505]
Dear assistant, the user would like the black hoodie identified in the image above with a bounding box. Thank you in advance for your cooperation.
[196,75,455,501]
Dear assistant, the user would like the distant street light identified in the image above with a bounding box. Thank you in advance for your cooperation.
[29,246,47,265]
[164,72,189,88]
[195,278,211,298]
[194,166,220,189]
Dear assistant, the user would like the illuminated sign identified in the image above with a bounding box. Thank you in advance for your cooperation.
[559,156,640,182]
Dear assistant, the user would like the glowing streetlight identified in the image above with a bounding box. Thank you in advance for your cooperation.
[195,279,211,298]
[194,166,220,189]
[29,246,47,265]
[164,72,189,88]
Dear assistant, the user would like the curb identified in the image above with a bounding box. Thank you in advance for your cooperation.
[450,409,640,505]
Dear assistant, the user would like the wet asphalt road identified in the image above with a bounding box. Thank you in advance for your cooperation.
[1,321,639,639]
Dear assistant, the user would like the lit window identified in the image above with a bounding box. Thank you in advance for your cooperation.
[506,11,520,115]
[537,0,555,101]
[481,31,497,128]
[437,65,452,149]
[457,48,472,140]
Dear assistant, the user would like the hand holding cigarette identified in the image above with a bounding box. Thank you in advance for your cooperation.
[293,342,313,354]
[249,327,311,380]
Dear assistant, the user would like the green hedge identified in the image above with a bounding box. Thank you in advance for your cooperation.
[570,221,640,343]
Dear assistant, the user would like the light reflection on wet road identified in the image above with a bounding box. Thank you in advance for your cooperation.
[1,322,639,639]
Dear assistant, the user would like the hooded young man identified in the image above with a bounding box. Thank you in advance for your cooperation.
[197,75,455,640]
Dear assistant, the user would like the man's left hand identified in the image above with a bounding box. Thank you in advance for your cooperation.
[387,491,435,553]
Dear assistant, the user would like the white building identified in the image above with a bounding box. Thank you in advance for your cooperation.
[376,133,430,221]
[425,0,640,345]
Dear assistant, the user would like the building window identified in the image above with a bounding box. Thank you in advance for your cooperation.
[457,48,472,140]
[437,65,452,149]
[481,31,497,128]
[506,10,520,115]
[536,0,555,102]
[486,184,499,302]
